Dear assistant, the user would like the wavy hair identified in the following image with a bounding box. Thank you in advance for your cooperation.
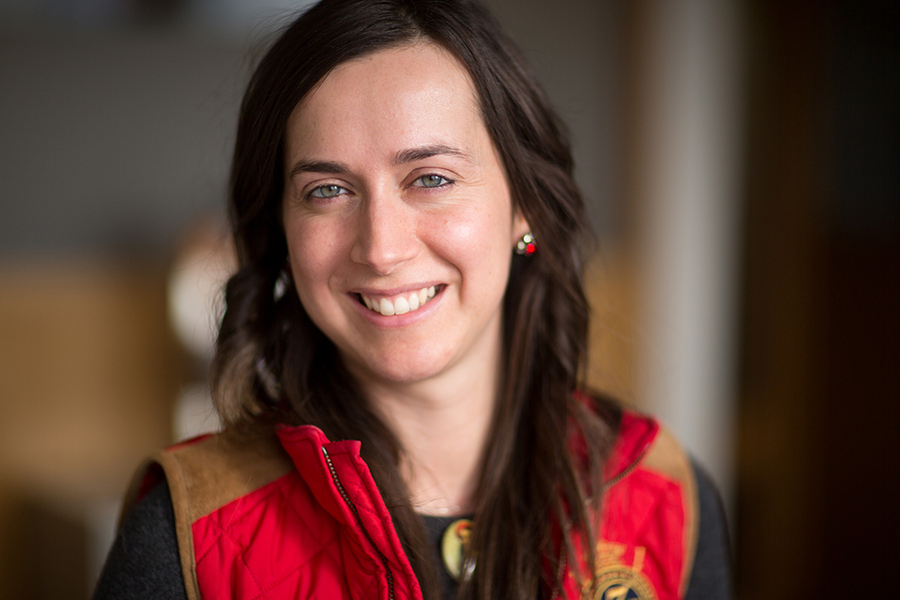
[212,0,620,597]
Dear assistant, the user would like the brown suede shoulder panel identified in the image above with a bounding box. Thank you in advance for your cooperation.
[640,427,699,598]
[159,432,294,523]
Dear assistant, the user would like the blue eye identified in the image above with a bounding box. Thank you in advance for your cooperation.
[414,174,452,188]
[308,184,348,199]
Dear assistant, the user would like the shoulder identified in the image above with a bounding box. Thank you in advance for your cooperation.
[135,431,294,524]
[123,430,298,536]
[122,431,292,517]
[599,411,700,599]
[626,413,697,522]
[117,431,296,600]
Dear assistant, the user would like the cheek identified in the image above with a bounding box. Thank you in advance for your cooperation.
[435,206,513,281]
[285,220,340,297]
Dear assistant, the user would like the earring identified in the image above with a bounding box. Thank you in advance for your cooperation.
[515,232,536,255]
[274,268,291,300]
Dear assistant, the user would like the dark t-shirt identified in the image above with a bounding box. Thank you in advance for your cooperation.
[93,460,731,599]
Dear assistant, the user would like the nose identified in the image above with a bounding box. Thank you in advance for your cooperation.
[350,193,420,275]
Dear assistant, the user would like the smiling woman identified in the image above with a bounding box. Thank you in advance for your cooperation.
[94,1,730,599]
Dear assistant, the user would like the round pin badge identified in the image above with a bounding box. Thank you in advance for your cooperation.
[440,518,475,581]
[592,566,657,600]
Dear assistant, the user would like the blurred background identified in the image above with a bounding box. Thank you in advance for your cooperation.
[0,0,897,598]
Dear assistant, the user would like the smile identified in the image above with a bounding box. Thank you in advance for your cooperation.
[359,285,438,316]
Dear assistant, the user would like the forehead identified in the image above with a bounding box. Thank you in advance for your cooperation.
[285,43,486,158]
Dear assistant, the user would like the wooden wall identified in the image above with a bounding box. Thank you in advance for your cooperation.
[0,261,181,599]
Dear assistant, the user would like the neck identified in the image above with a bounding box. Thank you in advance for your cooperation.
[373,374,496,515]
[350,324,502,516]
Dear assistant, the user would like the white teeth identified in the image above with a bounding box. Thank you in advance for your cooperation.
[361,285,438,316]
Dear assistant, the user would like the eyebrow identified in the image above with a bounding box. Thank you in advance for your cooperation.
[287,159,349,179]
[287,144,472,179]
[392,144,471,165]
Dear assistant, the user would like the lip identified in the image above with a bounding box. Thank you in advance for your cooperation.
[349,283,445,328]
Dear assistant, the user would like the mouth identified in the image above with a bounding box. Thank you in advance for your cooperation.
[357,285,441,316]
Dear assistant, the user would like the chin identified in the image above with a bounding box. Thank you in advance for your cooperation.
[352,347,455,386]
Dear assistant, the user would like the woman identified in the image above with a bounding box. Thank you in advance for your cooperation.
[95,0,730,598]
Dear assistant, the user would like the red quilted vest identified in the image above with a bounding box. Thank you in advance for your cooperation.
[124,412,697,600]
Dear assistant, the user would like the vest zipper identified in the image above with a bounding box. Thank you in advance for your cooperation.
[602,444,650,492]
[322,445,395,600]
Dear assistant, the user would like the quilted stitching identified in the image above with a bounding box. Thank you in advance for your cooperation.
[246,537,340,600]
[195,484,280,564]
[194,472,343,598]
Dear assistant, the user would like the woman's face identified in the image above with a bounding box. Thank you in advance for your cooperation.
[282,43,529,387]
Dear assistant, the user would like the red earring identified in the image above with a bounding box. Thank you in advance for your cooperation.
[515,232,536,255]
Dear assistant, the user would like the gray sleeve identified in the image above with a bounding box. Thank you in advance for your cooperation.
[683,460,733,600]
[92,480,188,600]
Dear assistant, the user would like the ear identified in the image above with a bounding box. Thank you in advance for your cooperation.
[511,209,532,246]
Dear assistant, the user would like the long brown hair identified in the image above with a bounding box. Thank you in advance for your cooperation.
[212,0,620,597]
